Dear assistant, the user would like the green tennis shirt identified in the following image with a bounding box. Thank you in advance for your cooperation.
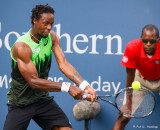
[7,29,52,106]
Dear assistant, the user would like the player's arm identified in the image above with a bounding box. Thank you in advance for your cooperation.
[119,67,136,114]
[50,31,97,101]
[126,67,136,109]
[12,42,82,99]
[126,67,136,87]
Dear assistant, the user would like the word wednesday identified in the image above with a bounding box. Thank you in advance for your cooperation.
[1,75,121,93]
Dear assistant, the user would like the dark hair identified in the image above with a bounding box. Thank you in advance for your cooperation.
[31,4,54,25]
[141,24,159,38]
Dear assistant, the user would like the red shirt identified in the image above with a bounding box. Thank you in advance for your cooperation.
[121,38,160,80]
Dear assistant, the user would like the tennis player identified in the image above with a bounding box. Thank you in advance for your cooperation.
[113,24,160,130]
[3,4,96,130]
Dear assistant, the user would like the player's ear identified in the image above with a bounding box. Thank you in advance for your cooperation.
[33,18,37,25]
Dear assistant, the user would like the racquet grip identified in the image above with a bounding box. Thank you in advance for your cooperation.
[83,93,98,99]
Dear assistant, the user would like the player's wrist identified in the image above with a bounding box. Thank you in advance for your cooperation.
[61,82,71,92]
[79,80,90,91]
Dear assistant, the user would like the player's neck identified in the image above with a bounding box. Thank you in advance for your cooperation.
[146,54,153,58]
[30,30,42,43]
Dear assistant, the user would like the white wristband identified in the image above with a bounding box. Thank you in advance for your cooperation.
[61,82,71,92]
[79,80,89,91]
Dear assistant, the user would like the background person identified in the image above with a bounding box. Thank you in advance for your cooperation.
[112,24,160,130]
[3,4,96,130]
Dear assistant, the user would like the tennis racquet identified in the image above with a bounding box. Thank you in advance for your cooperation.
[83,87,156,118]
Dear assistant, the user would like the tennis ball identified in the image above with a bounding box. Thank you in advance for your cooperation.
[132,81,141,90]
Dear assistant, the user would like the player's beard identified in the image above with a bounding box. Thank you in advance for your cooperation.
[39,33,48,38]
[144,47,156,55]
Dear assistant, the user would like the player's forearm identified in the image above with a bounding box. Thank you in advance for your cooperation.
[126,68,136,87]
[64,69,84,86]
[29,76,62,91]
[126,76,134,87]
[59,62,84,86]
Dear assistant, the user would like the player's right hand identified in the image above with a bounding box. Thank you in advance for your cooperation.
[68,85,83,100]
[84,86,97,102]
[119,104,132,116]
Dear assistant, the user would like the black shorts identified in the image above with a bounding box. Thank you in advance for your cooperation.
[3,97,72,130]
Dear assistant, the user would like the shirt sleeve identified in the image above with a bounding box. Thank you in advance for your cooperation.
[121,42,137,68]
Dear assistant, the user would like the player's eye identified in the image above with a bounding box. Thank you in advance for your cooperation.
[141,39,157,44]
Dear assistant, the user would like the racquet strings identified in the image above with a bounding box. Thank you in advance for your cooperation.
[116,88,155,117]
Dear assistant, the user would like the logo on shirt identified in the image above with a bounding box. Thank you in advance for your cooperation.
[122,56,128,63]
[44,40,48,46]
[155,61,159,64]
[33,48,40,53]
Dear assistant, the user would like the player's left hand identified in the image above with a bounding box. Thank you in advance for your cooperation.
[69,85,84,100]
[84,86,97,102]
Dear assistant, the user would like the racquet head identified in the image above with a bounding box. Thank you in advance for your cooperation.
[115,87,156,118]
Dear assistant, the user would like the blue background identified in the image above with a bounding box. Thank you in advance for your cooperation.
[0,0,160,130]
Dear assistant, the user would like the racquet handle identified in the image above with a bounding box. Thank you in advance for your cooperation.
[83,93,98,99]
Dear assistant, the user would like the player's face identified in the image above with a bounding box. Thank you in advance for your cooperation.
[141,29,159,55]
[35,13,54,38]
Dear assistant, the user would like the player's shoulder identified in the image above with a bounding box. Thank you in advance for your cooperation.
[127,38,141,47]
[12,42,32,61]
[157,41,160,48]
[14,30,31,51]
[126,38,141,50]
[50,30,60,45]
[14,42,31,54]
[50,30,58,38]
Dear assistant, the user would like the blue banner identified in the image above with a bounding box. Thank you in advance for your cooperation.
[0,0,160,129]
